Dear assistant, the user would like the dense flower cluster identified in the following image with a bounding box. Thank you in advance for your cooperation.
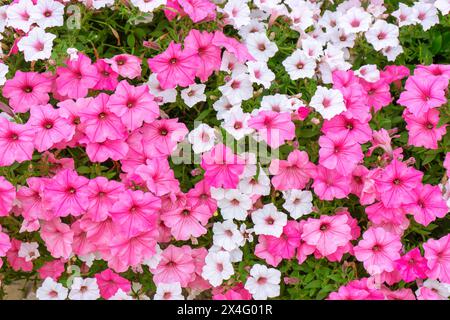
[0,0,449,300]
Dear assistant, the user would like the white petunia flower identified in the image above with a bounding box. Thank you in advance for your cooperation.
[392,3,417,27]
[218,189,252,221]
[381,45,404,62]
[0,5,9,33]
[247,60,275,89]
[413,2,439,31]
[202,251,234,287]
[0,62,8,86]
[109,289,133,300]
[283,49,316,80]
[130,0,165,13]
[309,86,346,120]
[245,32,278,62]
[188,123,216,154]
[238,167,271,196]
[6,0,34,32]
[147,73,177,105]
[181,83,206,108]
[365,20,399,51]
[435,0,450,15]
[154,282,184,300]
[355,64,380,83]
[18,242,40,262]
[289,6,314,32]
[222,0,251,29]
[213,95,241,120]
[252,204,287,237]
[282,190,313,219]
[259,94,293,113]
[36,278,68,300]
[212,220,244,251]
[219,73,253,105]
[30,0,65,29]
[338,7,372,33]
[245,264,281,300]
[68,277,101,300]
[220,51,247,75]
[17,28,56,62]
[222,107,253,140]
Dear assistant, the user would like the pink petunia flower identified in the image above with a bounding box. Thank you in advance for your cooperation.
[152,245,196,287]
[37,259,66,281]
[79,93,127,143]
[414,64,450,79]
[135,158,180,196]
[321,114,372,144]
[95,268,131,300]
[107,80,159,131]
[0,176,15,217]
[212,31,254,63]
[184,29,221,82]
[141,118,188,157]
[301,214,352,257]
[147,41,200,89]
[40,218,74,259]
[395,248,429,282]
[161,203,212,241]
[375,159,423,208]
[312,165,351,201]
[200,143,245,189]
[269,150,315,190]
[86,177,125,222]
[0,117,34,167]
[404,108,447,150]
[17,177,52,221]
[405,184,448,226]
[354,227,402,275]
[265,221,301,259]
[6,239,33,272]
[55,53,99,99]
[2,71,53,113]
[178,0,216,23]
[360,78,392,112]
[93,59,119,91]
[423,235,450,283]
[82,137,129,163]
[318,131,364,176]
[248,111,296,149]
[186,179,217,214]
[110,189,161,237]
[397,75,448,116]
[28,104,74,152]
[44,169,90,217]
[105,54,142,79]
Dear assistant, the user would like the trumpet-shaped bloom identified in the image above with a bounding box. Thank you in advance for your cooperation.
[0,117,34,167]
[269,150,315,190]
[248,111,296,149]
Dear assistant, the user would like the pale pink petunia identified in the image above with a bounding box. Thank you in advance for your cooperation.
[40,218,74,259]
[269,150,315,191]
[86,177,125,222]
[397,75,448,116]
[0,227,11,257]
[55,53,99,99]
[110,189,161,237]
[147,41,200,89]
[0,176,15,217]
[423,235,450,283]
[135,158,180,196]
[107,80,159,131]
[200,143,245,189]
[212,31,254,63]
[44,169,90,217]
[354,227,402,275]
[17,177,52,221]
[248,111,296,149]
[6,239,33,272]
[161,203,212,241]
[2,71,53,113]
[302,214,352,257]
[28,104,74,152]
[105,54,142,79]
[0,117,34,167]
[312,165,351,201]
[152,245,196,287]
